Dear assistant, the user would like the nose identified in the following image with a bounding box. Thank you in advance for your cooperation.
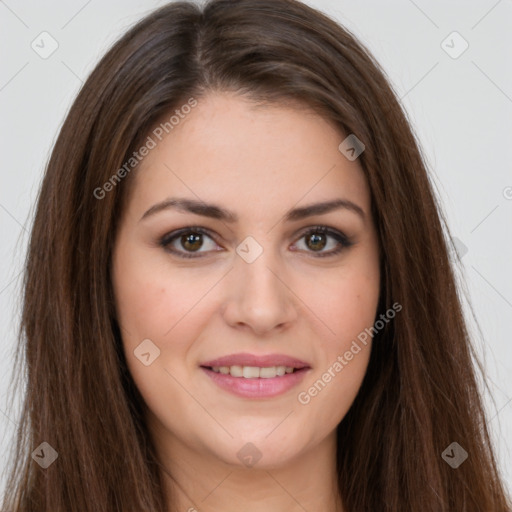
[221,246,298,336]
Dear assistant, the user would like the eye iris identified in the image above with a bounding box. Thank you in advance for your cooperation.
[182,232,203,251]
[306,232,326,251]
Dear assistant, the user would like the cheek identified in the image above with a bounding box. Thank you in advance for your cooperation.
[112,247,221,393]
[317,276,377,380]
[306,261,380,347]
[295,252,379,411]
[112,255,206,410]
[294,272,378,433]
[113,247,201,342]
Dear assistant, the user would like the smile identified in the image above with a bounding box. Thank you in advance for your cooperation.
[200,366,310,398]
[208,365,297,378]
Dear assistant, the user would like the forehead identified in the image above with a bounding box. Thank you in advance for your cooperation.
[127,92,370,219]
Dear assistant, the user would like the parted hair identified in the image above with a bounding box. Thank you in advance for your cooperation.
[2,0,510,510]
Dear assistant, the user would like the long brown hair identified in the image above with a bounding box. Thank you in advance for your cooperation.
[3,0,510,510]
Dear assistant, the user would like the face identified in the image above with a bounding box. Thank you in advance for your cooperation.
[112,92,380,469]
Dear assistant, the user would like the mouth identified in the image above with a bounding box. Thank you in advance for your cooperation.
[200,352,311,371]
[201,365,306,378]
[199,353,311,398]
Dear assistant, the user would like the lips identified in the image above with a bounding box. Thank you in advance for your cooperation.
[200,352,311,369]
[199,353,312,397]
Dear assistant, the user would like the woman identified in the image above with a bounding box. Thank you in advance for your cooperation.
[2,0,510,510]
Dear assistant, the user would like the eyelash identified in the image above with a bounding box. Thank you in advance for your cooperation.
[159,225,353,259]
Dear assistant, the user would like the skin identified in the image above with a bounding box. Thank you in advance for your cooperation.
[112,92,380,512]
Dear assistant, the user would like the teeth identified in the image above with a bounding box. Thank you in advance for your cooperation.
[210,365,296,378]
[243,366,259,378]
[260,366,278,378]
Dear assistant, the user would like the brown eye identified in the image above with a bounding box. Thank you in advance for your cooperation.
[305,232,327,252]
[181,232,203,252]
[160,227,220,258]
[294,226,353,257]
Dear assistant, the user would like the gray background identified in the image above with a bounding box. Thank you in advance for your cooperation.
[1,0,511,496]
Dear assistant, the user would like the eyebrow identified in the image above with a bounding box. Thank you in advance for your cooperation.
[140,197,365,223]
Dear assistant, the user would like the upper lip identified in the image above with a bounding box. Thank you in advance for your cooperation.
[201,353,311,369]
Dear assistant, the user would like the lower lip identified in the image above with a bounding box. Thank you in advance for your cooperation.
[200,367,310,398]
